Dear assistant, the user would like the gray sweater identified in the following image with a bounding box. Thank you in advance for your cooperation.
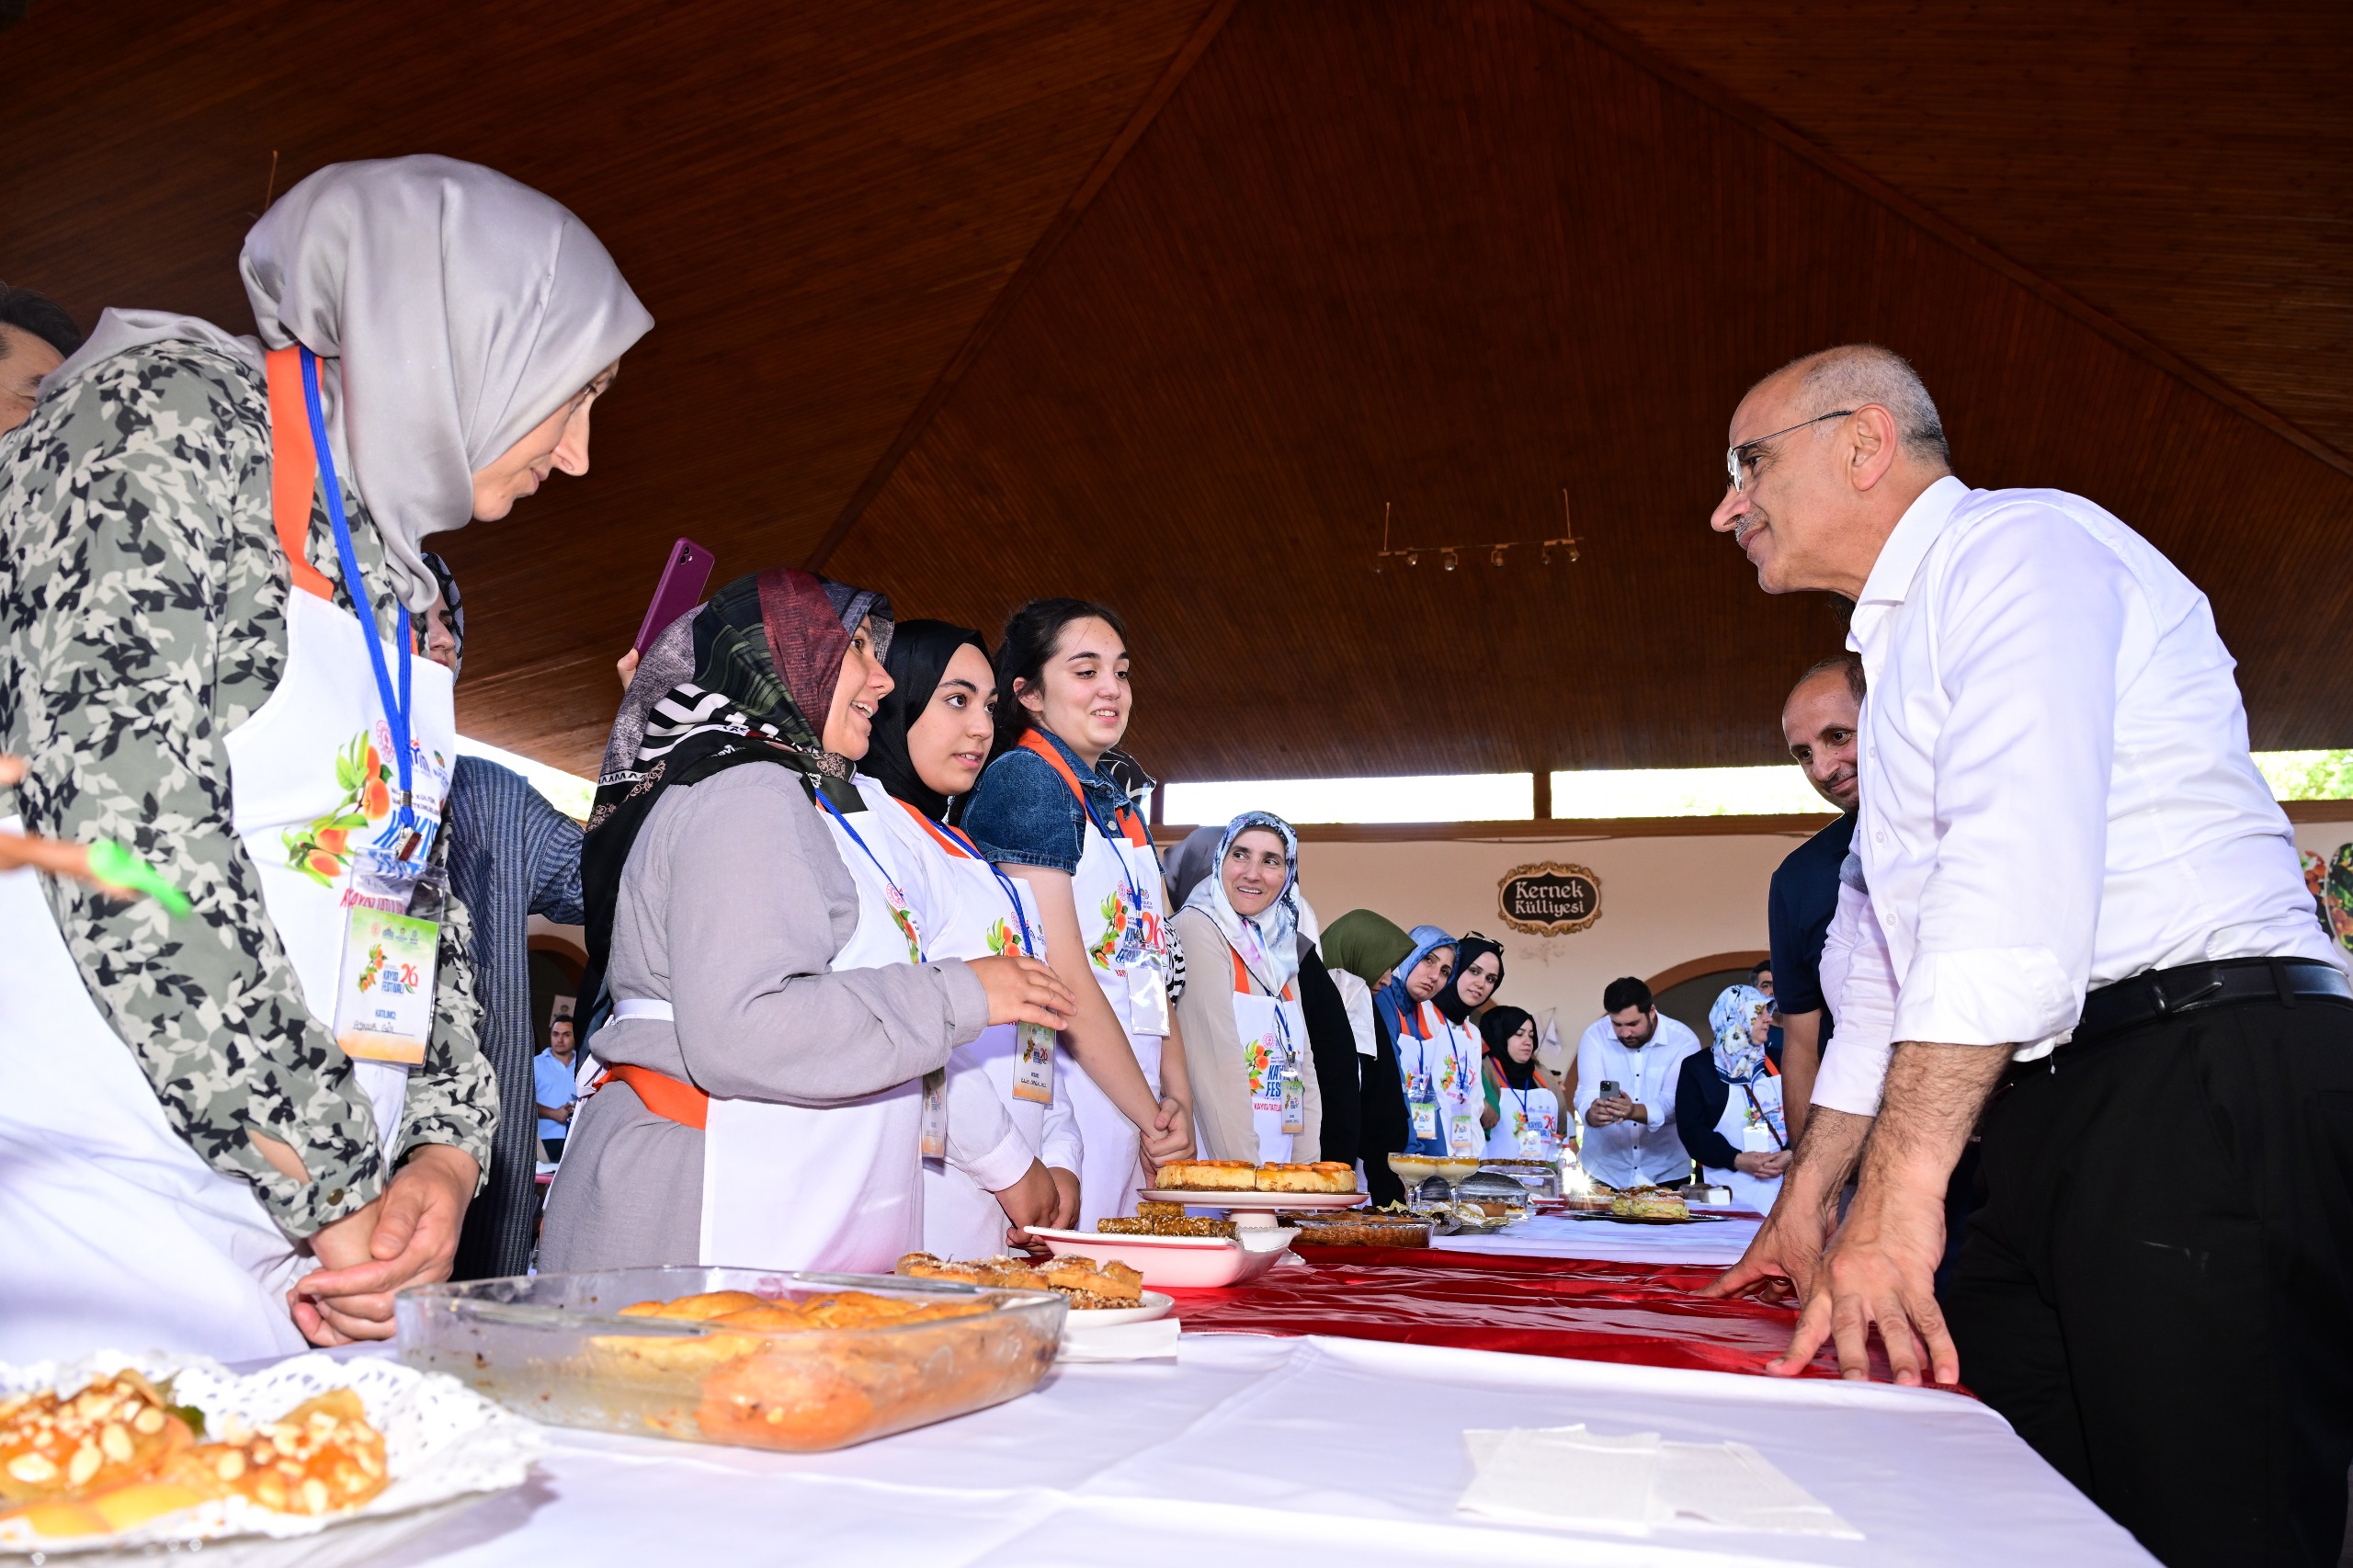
[540,767,988,1271]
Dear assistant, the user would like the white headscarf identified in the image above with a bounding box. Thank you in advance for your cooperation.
[46,155,654,609]
[1181,811,1302,998]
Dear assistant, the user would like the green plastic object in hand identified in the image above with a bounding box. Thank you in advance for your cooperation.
[85,838,193,917]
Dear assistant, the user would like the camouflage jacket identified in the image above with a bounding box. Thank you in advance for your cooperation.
[0,340,491,1238]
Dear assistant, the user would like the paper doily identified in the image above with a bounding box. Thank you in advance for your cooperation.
[0,1350,540,1559]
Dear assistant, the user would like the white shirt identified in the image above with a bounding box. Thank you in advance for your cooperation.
[1812,476,2337,1116]
[1572,1014,1703,1187]
[1327,968,1380,1057]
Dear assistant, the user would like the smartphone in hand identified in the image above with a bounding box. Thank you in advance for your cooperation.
[632,538,714,653]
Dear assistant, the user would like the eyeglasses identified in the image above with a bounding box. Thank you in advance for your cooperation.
[1724,409,1856,493]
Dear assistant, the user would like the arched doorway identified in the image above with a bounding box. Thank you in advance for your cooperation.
[1645,949,1769,1047]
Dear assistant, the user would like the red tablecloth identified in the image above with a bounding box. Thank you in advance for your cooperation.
[1166,1246,1888,1381]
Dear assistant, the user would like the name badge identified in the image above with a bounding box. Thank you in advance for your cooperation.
[920,1067,949,1160]
[1409,1096,1438,1142]
[1447,1111,1481,1159]
[1742,1122,1778,1153]
[1012,1022,1056,1105]
[1279,1069,1305,1134]
[333,904,439,1064]
[1126,961,1171,1036]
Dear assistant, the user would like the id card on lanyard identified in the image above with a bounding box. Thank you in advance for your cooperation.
[824,789,948,1157]
[297,350,442,1066]
[1511,1085,1554,1156]
[972,824,1058,1108]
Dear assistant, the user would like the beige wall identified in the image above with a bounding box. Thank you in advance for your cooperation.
[1296,829,1817,1054]
[1296,812,2353,1060]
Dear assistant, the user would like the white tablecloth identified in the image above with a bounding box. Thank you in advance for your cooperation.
[373,1334,2151,1567]
[1436,1210,1760,1267]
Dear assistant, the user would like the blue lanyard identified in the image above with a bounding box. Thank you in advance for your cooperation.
[1392,996,1433,1090]
[300,348,415,835]
[1070,769,1150,931]
[814,791,925,960]
[938,818,1036,957]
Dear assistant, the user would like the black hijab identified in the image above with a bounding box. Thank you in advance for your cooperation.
[1433,931,1505,1024]
[1480,1005,1539,1090]
[867,619,988,822]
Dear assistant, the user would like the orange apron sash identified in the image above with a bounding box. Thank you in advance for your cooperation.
[1017,731,1148,846]
[603,1062,710,1131]
[261,347,335,601]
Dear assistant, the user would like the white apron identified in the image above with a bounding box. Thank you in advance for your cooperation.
[1404,1002,1483,1159]
[1703,1070,1787,1214]
[699,776,927,1273]
[1226,948,1309,1165]
[872,797,1072,1261]
[0,345,456,1361]
[1484,1081,1561,1160]
[1015,733,1166,1227]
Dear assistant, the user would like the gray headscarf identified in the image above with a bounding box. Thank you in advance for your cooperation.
[45,155,654,610]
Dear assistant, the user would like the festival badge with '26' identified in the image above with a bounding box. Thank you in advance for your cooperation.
[333,903,440,1064]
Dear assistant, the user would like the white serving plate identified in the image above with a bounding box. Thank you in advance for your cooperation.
[1136,1189,1367,1228]
[0,1352,538,1562]
[1026,1227,1297,1288]
[1060,1290,1176,1329]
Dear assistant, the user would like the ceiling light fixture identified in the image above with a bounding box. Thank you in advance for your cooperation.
[1374,495,1585,575]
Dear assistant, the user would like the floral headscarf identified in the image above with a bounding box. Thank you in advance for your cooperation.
[1181,811,1302,997]
[1709,983,1772,1083]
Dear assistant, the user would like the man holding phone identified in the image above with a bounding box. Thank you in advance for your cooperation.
[1572,977,1703,1188]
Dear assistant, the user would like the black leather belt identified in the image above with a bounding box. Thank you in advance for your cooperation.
[2072,956,2352,1046]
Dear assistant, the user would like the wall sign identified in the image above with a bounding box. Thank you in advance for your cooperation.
[1497,861,1602,937]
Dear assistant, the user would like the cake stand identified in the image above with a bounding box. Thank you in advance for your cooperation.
[1136,1188,1369,1230]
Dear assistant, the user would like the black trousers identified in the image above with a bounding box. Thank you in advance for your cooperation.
[1945,994,2353,1567]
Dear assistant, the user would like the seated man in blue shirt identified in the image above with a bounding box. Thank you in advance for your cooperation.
[535,1016,581,1163]
[1764,654,1861,1142]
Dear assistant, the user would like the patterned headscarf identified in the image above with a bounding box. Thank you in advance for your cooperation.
[1710,983,1772,1083]
[419,550,465,677]
[1181,811,1302,997]
[578,567,891,1011]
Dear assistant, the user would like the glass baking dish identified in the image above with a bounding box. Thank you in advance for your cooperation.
[395,1267,1064,1452]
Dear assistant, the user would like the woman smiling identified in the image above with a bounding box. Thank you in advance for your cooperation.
[542,574,1073,1275]
[864,619,1082,1260]
[961,599,1193,1225]
[1172,812,1322,1163]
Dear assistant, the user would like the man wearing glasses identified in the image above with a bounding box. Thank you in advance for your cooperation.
[1700,345,2350,1567]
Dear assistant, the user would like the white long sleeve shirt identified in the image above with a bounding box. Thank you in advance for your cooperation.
[1814,475,2336,1112]
[1572,1014,1703,1187]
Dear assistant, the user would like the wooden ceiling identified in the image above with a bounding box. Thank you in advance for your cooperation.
[6,0,2347,780]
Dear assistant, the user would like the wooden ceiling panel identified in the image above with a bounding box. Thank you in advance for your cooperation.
[6,1,2345,781]
[834,0,2353,778]
[1568,0,2353,460]
[2,0,1221,769]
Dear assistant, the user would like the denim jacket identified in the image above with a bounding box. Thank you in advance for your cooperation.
[961,728,1127,874]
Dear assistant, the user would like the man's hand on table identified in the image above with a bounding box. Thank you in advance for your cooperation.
[1701,1106,1870,1308]
[291,1143,479,1346]
[1758,1044,2004,1386]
